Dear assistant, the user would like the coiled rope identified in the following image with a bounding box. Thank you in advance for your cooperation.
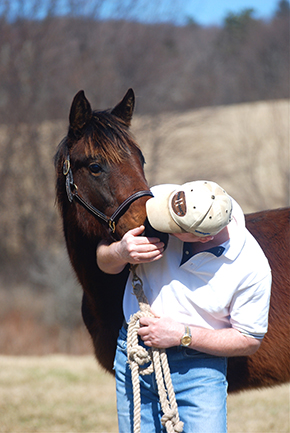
[127,265,184,433]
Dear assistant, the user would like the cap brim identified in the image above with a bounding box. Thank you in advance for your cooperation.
[146,187,184,234]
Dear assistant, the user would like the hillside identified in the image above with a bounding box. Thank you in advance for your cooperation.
[134,99,289,213]
[0,99,288,265]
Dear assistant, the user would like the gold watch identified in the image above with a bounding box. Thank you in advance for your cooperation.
[180,325,192,347]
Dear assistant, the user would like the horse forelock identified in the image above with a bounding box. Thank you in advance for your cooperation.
[83,111,143,165]
[56,110,143,168]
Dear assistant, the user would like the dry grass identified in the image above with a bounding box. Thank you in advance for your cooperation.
[0,355,288,433]
[228,385,290,433]
[0,356,117,433]
[0,286,92,356]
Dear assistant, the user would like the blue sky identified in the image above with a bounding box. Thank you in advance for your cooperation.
[182,0,281,25]
[99,0,285,25]
[3,0,286,25]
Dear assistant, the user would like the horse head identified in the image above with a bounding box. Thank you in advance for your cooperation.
[55,88,152,244]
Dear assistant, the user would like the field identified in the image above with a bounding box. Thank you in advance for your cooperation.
[0,355,288,433]
[0,99,289,432]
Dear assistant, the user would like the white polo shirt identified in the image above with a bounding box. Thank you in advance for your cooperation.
[123,199,272,339]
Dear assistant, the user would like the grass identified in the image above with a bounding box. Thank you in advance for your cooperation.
[228,384,289,432]
[0,355,288,433]
[0,356,117,433]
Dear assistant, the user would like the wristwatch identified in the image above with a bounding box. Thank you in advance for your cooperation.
[180,325,192,347]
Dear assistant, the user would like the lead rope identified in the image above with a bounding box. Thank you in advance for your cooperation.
[127,265,184,433]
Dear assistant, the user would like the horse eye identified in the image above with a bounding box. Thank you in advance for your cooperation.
[89,163,102,175]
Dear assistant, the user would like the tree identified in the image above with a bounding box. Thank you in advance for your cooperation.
[223,8,256,46]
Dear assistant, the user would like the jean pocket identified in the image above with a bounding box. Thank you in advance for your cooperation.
[183,348,208,358]
[183,347,225,360]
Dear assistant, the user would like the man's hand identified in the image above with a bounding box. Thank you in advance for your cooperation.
[138,316,184,348]
[97,225,164,274]
[115,225,164,265]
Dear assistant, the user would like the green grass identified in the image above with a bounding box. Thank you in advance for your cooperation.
[0,355,288,432]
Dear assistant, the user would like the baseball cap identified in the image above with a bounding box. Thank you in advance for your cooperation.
[146,181,232,237]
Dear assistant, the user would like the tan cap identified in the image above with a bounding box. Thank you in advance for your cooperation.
[146,181,232,237]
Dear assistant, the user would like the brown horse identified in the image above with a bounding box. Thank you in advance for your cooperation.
[55,89,290,393]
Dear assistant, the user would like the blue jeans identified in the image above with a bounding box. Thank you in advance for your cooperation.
[114,326,228,433]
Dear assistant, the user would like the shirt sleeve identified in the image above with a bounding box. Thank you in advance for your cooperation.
[229,272,272,340]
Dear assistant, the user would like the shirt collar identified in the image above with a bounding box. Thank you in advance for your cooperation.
[180,243,225,266]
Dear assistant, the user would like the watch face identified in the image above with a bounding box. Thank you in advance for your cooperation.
[181,335,191,346]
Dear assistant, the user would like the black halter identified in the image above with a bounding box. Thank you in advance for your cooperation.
[63,154,153,234]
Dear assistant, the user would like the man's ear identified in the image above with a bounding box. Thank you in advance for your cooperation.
[199,236,214,243]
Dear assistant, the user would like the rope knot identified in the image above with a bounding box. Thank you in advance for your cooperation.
[161,410,184,433]
[128,345,151,366]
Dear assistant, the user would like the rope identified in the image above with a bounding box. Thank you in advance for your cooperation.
[127,265,184,433]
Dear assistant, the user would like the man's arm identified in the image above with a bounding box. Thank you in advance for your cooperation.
[138,316,261,357]
[96,225,164,274]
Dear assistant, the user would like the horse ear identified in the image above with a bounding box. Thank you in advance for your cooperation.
[69,90,92,134]
[111,88,135,126]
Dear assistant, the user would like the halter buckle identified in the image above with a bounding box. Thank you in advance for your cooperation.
[108,219,116,233]
[63,159,70,176]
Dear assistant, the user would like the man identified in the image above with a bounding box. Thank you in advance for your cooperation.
[97,180,271,433]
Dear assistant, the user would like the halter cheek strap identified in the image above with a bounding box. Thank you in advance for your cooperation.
[63,154,153,233]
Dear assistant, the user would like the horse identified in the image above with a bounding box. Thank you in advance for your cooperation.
[228,207,290,392]
[55,88,290,393]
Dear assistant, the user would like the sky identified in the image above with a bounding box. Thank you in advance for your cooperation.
[3,0,286,25]
[181,0,282,25]
[98,0,284,25]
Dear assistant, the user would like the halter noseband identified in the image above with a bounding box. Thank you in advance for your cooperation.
[63,154,153,234]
